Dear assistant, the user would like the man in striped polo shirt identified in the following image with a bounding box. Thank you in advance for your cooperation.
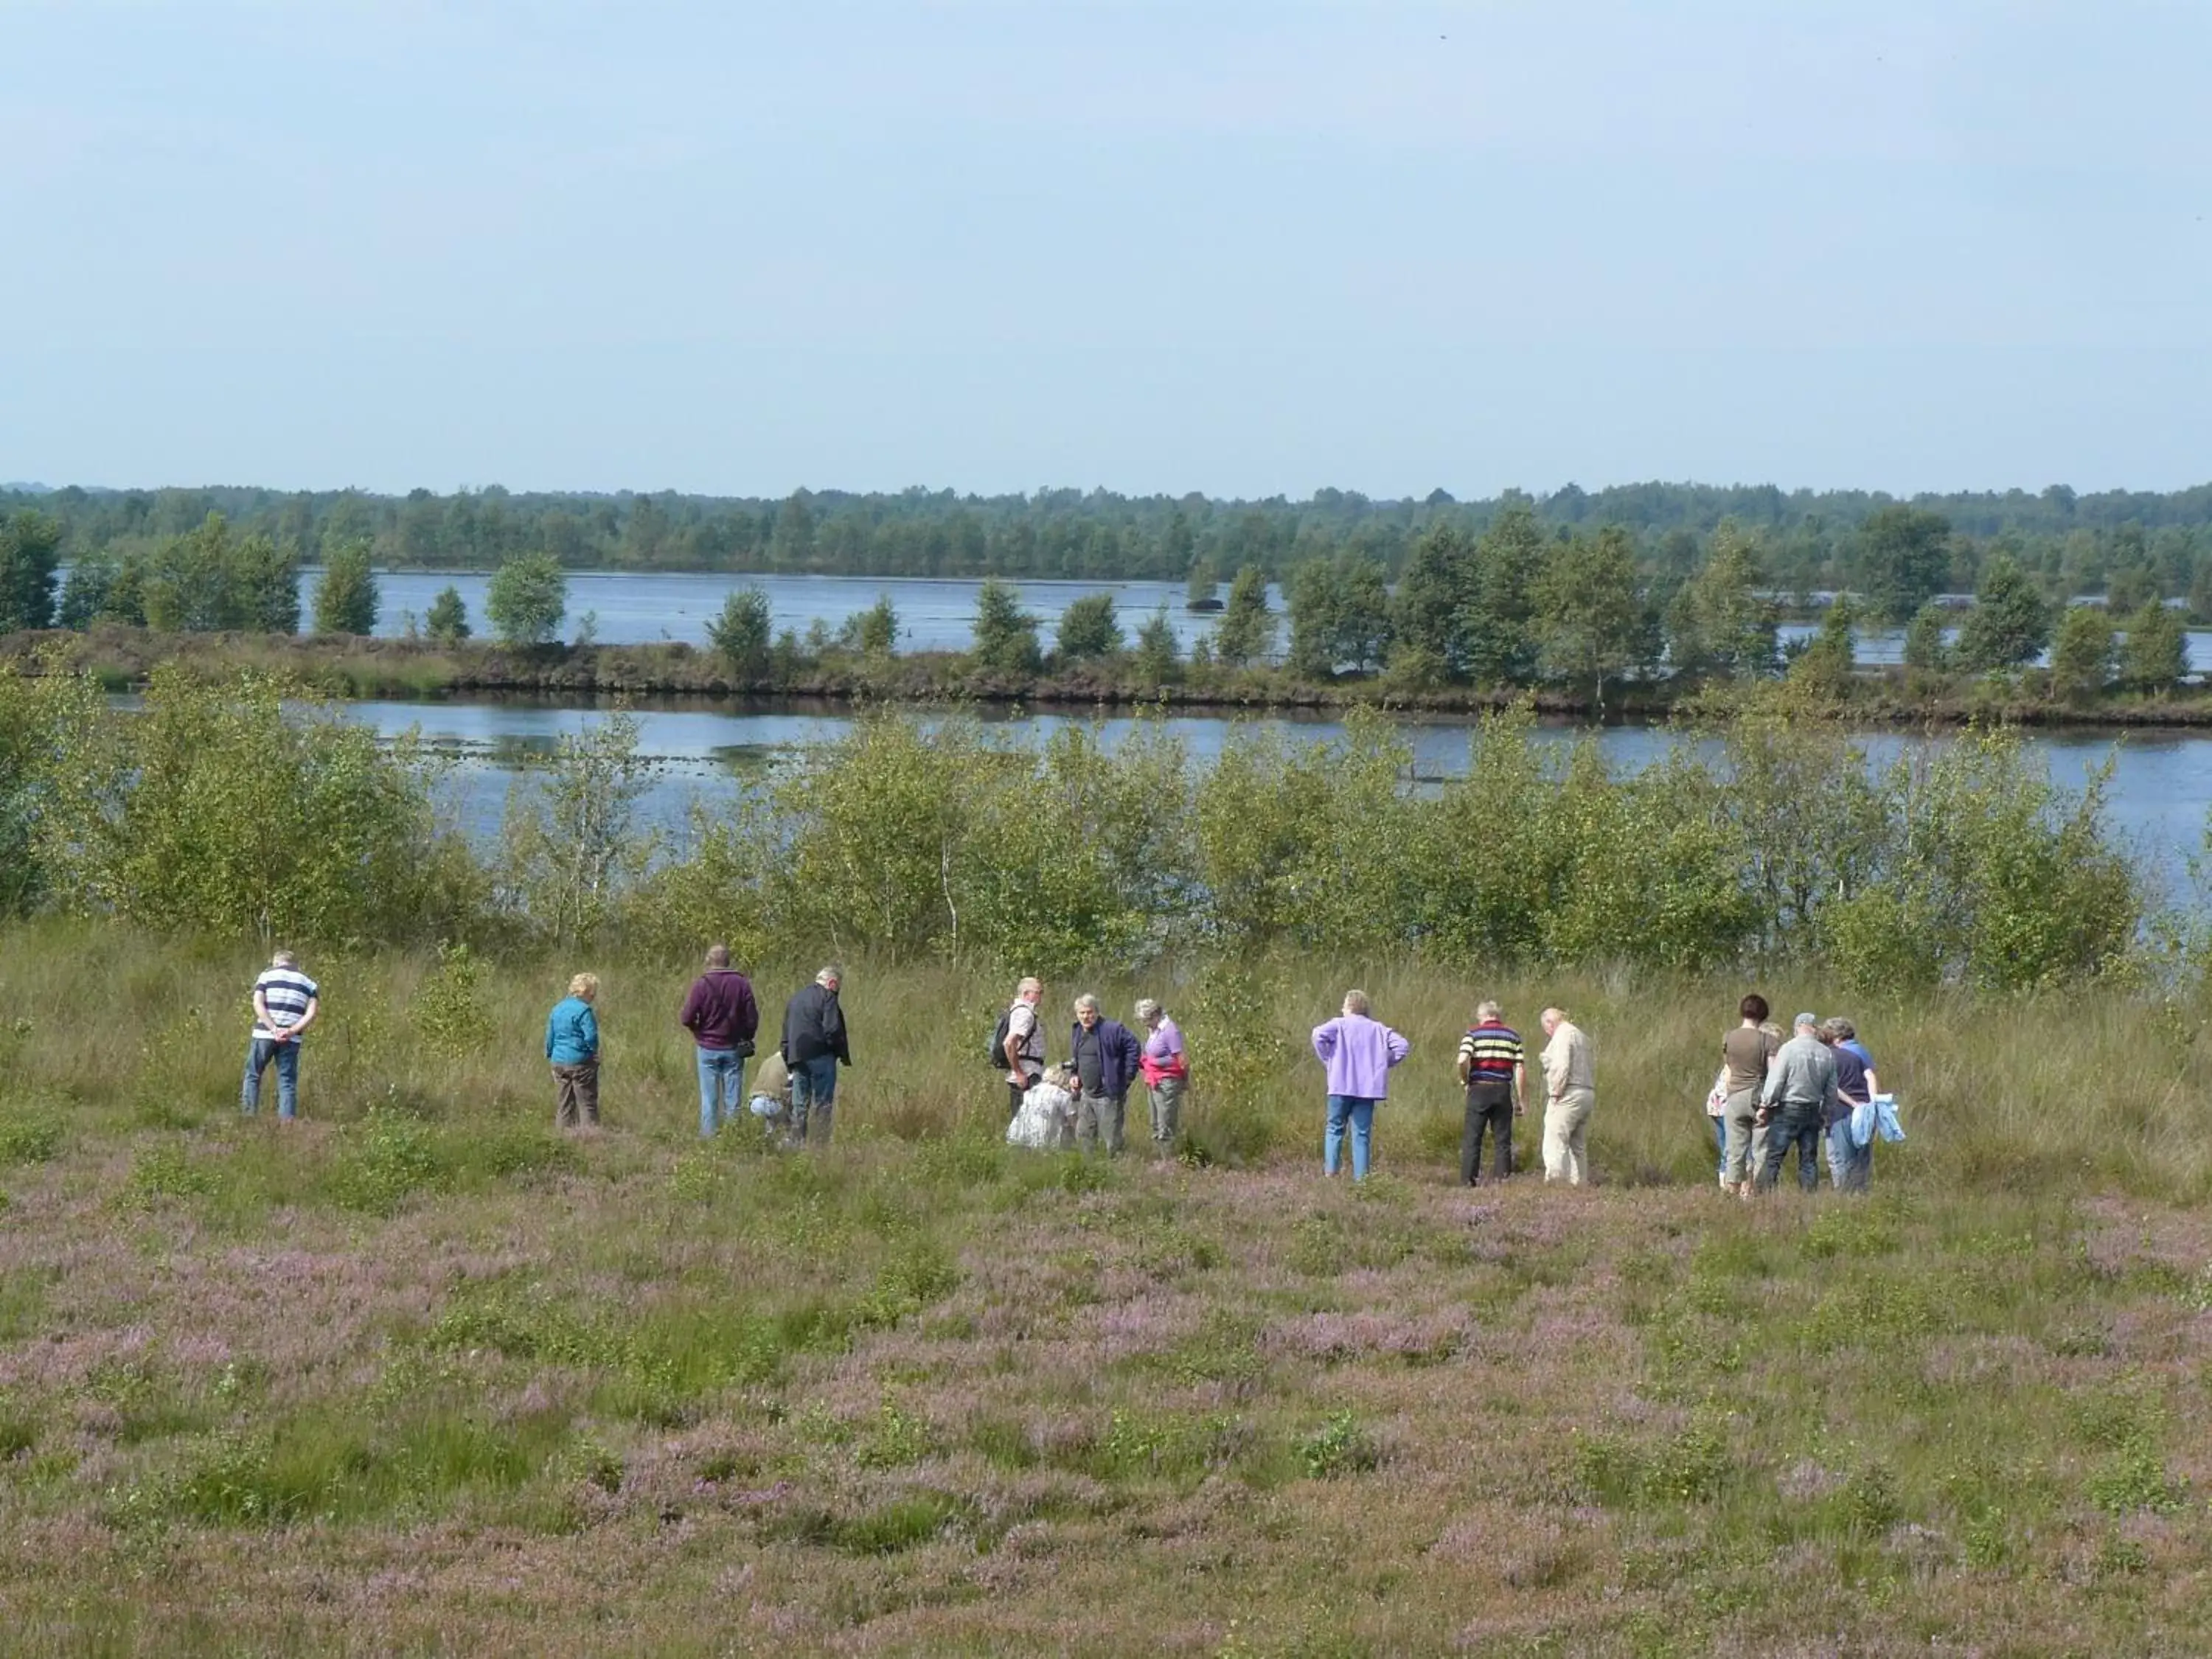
[1455,1000,1526,1185]
[243,950,321,1121]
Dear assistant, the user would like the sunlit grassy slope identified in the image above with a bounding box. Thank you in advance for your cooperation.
[2,930,2209,1655]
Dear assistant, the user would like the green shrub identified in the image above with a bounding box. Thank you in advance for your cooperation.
[0,1105,63,1164]
[1298,1410,1382,1479]
[852,1401,935,1470]
[122,1140,220,1207]
[325,1106,444,1214]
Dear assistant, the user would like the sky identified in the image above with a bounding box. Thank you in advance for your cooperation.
[4,0,2210,500]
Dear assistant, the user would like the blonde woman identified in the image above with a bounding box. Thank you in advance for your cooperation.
[544,973,602,1130]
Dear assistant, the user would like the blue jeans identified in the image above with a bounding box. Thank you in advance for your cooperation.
[1324,1095,1376,1180]
[1758,1102,1822,1192]
[1712,1114,1726,1178]
[242,1036,301,1120]
[789,1054,839,1145]
[697,1048,745,1137]
[1827,1119,1871,1193]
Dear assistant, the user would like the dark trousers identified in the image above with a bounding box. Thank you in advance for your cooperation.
[1757,1101,1821,1192]
[552,1061,599,1130]
[1008,1076,1038,1119]
[1461,1080,1514,1183]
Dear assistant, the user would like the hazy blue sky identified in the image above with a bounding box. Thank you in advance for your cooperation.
[5,1,2208,498]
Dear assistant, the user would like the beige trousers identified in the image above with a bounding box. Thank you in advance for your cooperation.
[1543,1088,1595,1185]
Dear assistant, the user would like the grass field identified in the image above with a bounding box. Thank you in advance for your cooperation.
[2,928,2211,1655]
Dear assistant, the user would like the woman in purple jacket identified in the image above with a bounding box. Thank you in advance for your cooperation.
[1311,989,1411,1181]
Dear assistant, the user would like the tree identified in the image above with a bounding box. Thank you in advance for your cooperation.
[1857,506,1953,625]
[1902,603,1951,675]
[1533,526,1656,714]
[1391,524,1476,678]
[1286,558,1344,679]
[59,549,135,629]
[838,594,898,656]
[1055,592,1122,661]
[1787,595,1857,699]
[1332,554,1393,673]
[0,509,63,633]
[1164,509,1196,579]
[970,577,1041,675]
[1953,554,2052,672]
[1132,605,1180,682]
[139,513,300,634]
[2121,599,2187,695]
[2048,604,2115,703]
[1665,520,1777,681]
[499,709,656,945]
[485,552,568,647]
[707,587,772,678]
[1459,504,1545,685]
[1183,554,1217,610]
[311,539,380,636]
[1287,554,1392,678]
[232,531,302,634]
[1212,564,1276,668]
[2105,563,2157,616]
[425,585,471,643]
[770,491,817,567]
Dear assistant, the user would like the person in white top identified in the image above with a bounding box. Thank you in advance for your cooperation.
[1001,976,1046,1119]
[1007,1065,1077,1150]
[1537,1007,1595,1186]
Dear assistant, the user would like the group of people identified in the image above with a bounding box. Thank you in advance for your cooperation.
[1303,992,1595,1185]
[999,981,1605,1188]
[1001,978,1189,1154]
[235,950,1891,1194]
[542,947,853,1144]
[1711,995,1891,1197]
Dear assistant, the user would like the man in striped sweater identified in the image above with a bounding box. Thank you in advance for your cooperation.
[1455,1001,1526,1185]
[242,950,321,1121]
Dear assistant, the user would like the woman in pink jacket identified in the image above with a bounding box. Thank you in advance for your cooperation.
[1311,989,1411,1181]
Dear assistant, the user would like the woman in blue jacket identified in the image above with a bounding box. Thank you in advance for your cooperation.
[545,973,602,1130]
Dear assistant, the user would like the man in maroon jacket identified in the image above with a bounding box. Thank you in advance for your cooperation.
[680,944,759,1137]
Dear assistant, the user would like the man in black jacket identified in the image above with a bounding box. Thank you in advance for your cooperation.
[781,965,851,1146]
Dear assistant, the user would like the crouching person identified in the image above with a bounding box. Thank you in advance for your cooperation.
[1008,1066,1078,1150]
[746,1047,793,1138]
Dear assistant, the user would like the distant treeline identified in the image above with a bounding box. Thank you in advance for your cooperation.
[0,497,2198,714]
[8,477,2212,608]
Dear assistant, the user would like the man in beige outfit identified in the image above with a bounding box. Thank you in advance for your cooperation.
[1538,1007,1595,1186]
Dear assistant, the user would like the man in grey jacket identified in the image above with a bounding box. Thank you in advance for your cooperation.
[1757,1012,1837,1193]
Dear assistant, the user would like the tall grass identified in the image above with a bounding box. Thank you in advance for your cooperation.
[4,921,2205,1202]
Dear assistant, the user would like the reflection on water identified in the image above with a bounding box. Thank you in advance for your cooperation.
[334,695,2212,898]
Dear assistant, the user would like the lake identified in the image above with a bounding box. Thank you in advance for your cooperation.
[342,695,2212,899]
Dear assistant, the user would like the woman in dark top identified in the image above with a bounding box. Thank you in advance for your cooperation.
[1822,1018,1879,1194]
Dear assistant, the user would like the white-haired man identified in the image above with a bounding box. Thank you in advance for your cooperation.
[1456,999,1525,1185]
[780,966,850,1147]
[1537,1007,1594,1186]
[1068,993,1142,1156]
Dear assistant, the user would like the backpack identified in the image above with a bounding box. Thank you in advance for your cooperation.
[987,1007,1015,1071]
